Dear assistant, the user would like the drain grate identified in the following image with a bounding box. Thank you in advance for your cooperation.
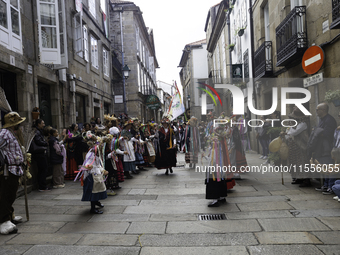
[198,214,227,221]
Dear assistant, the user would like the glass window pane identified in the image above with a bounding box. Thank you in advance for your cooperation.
[11,8,19,35]
[40,3,56,26]
[10,0,18,9]
[0,0,7,28]
[41,26,57,48]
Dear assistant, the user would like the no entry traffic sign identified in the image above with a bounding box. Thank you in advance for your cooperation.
[302,45,324,75]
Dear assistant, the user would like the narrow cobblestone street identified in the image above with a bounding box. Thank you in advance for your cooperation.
[0,152,339,255]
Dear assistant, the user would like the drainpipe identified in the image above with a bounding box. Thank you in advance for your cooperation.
[120,11,127,115]
[249,0,259,153]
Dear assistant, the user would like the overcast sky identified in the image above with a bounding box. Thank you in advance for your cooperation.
[130,0,217,88]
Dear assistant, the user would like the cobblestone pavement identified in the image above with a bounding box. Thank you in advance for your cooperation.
[1,152,339,255]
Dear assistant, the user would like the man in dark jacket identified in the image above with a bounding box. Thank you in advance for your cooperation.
[307,103,337,190]
[32,119,50,191]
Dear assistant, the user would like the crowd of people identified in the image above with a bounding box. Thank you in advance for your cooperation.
[1,102,340,234]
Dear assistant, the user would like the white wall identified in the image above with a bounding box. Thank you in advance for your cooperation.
[192,44,209,79]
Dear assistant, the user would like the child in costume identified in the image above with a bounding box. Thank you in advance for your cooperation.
[78,132,108,214]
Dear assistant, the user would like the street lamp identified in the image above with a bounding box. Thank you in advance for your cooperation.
[122,64,130,115]
[122,64,131,79]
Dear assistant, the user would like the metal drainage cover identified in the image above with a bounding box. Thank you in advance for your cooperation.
[198,214,227,221]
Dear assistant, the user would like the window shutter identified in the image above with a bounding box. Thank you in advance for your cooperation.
[37,0,61,64]
[55,0,68,69]
[83,25,88,61]
[73,12,83,58]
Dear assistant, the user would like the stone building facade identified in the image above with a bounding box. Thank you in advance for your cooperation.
[109,0,159,121]
[253,0,340,127]
[0,0,114,130]
[178,39,208,121]
[0,0,115,189]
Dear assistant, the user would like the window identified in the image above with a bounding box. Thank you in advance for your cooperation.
[74,12,83,58]
[91,36,98,68]
[89,0,95,18]
[37,0,61,64]
[136,26,140,56]
[83,25,88,61]
[0,0,22,53]
[103,48,109,77]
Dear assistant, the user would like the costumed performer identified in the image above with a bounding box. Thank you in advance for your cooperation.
[154,115,177,175]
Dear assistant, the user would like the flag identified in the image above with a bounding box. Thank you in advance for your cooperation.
[168,91,185,121]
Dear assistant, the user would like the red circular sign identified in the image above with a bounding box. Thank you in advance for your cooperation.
[302,46,324,75]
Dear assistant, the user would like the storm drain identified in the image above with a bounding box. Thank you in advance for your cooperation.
[198,214,227,221]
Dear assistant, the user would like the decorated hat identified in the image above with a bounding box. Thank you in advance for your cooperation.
[3,112,26,128]
[123,119,134,127]
[109,127,120,135]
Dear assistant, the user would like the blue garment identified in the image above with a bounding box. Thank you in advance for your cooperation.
[82,174,107,202]
[332,180,340,198]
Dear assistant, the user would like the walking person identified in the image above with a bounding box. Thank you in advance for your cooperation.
[49,128,65,188]
[31,119,50,191]
[258,116,270,160]
[0,112,26,234]
[309,103,337,191]
[154,116,177,175]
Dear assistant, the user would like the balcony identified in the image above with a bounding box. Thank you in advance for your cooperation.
[254,41,273,80]
[330,0,340,29]
[276,6,307,67]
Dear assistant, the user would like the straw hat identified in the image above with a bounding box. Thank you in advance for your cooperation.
[3,112,26,128]
[123,119,134,127]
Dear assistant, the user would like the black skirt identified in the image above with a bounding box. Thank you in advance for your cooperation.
[205,178,228,199]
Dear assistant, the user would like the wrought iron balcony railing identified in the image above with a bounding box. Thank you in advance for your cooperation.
[276,6,307,67]
[254,41,273,79]
[330,0,340,29]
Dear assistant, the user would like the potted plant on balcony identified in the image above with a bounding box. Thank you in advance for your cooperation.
[31,107,40,120]
[325,89,340,107]
[227,43,235,52]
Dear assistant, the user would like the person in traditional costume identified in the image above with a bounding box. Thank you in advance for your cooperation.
[227,115,248,180]
[109,127,125,184]
[130,118,145,173]
[65,124,85,180]
[154,115,177,175]
[142,126,156,165]
[102,133,118,196]
[178,123,185,152]
[184,116,200,168]
[119,120,136,179]
[78,133,108,214]
[205,124,233,207]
